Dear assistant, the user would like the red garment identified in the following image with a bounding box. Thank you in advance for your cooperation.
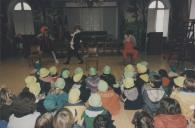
[154,114,188,128]
[99,89,121,115]
[40,26,48,33]
[123,40,139,60]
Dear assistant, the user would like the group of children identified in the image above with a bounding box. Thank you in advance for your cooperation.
[0,61,195,128]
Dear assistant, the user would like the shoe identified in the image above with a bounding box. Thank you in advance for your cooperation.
[63,61,69,65]
[78,60,83,64]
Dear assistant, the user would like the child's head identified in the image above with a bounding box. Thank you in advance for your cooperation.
[49,66,58,76]
[54,78,66,90]
[184,78,195,91]
[132,111,154,128]
[35,113,53,128]
[98,80,109,92]
[12,90,36,117]
[0,87,14,106]
[88,93,102,107]
[150,75,162,88]
[93,113,114,128]
[103,65,111,75]
[39,68,50,78]
[61,68,70,79]
[89,67,97,76]
[158,69,168,77]
[68,88,81,104]
[53,108,74,128]
[158,97,181,115]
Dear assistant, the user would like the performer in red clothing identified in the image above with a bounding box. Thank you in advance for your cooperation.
[122,33,139,61]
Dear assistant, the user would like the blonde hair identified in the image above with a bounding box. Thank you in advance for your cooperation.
[0,87,14,106]
[53,108,74,128]
[35,113,53,128]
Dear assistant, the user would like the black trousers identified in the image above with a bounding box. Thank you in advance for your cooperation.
[66,48,83,62]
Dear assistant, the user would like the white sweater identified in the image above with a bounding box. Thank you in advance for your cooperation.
[7,112,40,128]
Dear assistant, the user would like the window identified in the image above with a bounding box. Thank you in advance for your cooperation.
[14,2,31,11]
[13,1,34,35]
[147,0,169,37]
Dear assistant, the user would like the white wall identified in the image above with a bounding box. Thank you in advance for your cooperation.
[190,0,195,19]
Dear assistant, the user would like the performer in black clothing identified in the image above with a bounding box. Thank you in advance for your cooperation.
[64,26,83,64]
[37,26,59,64]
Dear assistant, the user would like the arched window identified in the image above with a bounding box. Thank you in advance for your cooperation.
[147,0,170,37]
[13,1,34,35]
[14,2,32,11]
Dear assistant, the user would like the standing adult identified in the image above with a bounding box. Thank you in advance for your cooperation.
[37,26,59,64]
[64,26,83,64]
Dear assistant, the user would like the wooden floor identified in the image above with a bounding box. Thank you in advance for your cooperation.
[0,55,193,128]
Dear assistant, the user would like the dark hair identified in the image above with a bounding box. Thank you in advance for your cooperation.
[11,90,36,117]
[74,25,81,31]
[53,108,74,128]
[132,111,154,128]
[157,97,181,115]
[94,113,115,128]
[158,69,168,77]
[150,75,162,88]
[35,113,53,128]
[184,78,195,90]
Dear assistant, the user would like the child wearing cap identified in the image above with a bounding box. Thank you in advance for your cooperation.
[135,62,149,91]
[73,72,91,103]
[49,66,59,82]
[43,78,68,112]
[24,75,47,114]
[85,67,100,93]
[82,93,109,128]
[38,68,53,94]
[171,76,195,119]
[121,77,143,110]
[100,65,120,95]
[61,68,74,93]
[64,88,86,125]
[97,80,121,115]
[142,74,166,117]
[74,67,87,86]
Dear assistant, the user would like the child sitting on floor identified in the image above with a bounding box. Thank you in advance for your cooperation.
[142,74,166,117]
[43,78,68,112]
[73,73,91,103]
[121,77,144,110]
[82,93,109,128]
[100,65,120,95]
[38,68,53,95]
[53,108,83,128]
[0,87,15,123]
[93,114,116,128]
[132,111,154,128]
[97,80,121,115]
[8,90,40,128]
[64,88,86,125]
[85,67,100,93]
[154,97,187,128]
[49,66,59,82]
[61,68,74,93]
